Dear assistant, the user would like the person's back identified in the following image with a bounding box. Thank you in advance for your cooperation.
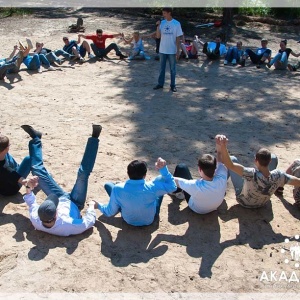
[98,158,177,226]
[173,151,227,214]
[237,167,289,208]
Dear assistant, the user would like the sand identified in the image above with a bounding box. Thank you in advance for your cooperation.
[0,8,300,299]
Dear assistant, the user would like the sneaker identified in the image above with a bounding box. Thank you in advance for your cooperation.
[267,63,272,68]
[231,59,237,65]
[223,60,228,65]
[26,38,34,50]
[153,84,163,90]
[88,53,95,59]
[47,66,56,71]
[240,59,245,67]
[170,86,177,92]
[38,67,43,73]
[79,57,85,64]
[168,191,185,201]
[119,54,128,60]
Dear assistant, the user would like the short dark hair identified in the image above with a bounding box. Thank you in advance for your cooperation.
[96,29,103,34]
[281,39,287,45]
[127,160,148,180]
[162,7,173,15]
[255,148,271,167]
[198,154,217,178]
[0,134,9,152]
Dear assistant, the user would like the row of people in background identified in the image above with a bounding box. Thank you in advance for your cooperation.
[1,127,300,237]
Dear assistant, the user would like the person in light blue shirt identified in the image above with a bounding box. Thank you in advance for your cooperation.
[201,35,227,60]
[98,157,177,226]
[224,41,244,65]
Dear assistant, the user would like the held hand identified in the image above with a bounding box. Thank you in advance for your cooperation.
[13,45,18,50]
[155,157,166,170]
[88,200,99,209]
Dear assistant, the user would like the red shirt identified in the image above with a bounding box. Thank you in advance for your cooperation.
[85,34,114,49]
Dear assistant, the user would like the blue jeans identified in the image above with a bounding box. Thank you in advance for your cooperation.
[91,43,121,58]
[29,137,99,210]
[104,182,164,216]
[28,54,50,70]
[225,47,241,62]
[4,153,31,186]
[270,52,288,69]
[228,154,278,195]
[158,53,176,88]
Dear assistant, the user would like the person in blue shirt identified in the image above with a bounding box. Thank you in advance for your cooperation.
[240,38,271,68]
[97,157,177,226]
[224,41,244,65]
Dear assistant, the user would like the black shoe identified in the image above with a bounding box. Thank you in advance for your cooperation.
[240,59,245,67]
[171,87,177,92]
[119,54,128,60]
[92,124,102,138]
[153,85,163,90]
[21,125,42,139]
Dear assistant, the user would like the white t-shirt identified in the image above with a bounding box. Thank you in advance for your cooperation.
[159,19,183,54]
[177,163,228,214]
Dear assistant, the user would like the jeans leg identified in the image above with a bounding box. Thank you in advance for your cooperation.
[158,53,167,87]
[29,138,66,197]
[16,156,31,178]
[225,48,232,61]
[91,44,103,57]
[269,154,278,171]
[228,156,244,196]
[173,163,193,202]
[104,43,121,56]
[38,54,50,67]
[54,49,71,59]
[0,63,17,79]
[104,182,115,196]
[46,52,59,63]
[70,137,99,210]
[168,54,176,88]
[270,53,281,65]
[28,54,40,70]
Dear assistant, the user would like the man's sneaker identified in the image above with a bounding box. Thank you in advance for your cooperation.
[240,59,245,67]
[170,86,177,92]
[267,63,272,68]
[119,54,128,60]
[88,53,95,59]
[38,67,43,73]
[231,59,237,65]
[223,60,228,65]
[47,66,56,71]
[168,191,185,201]
[79,57,85,64]
[26,38,34,50]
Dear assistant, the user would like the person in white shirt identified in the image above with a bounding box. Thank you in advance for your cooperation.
[153,7,183,92]
[198,35,227,60]
[170,135,228,214]
[22,124,102,236]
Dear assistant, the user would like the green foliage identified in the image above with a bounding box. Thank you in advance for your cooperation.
[270,8,300,19]
[238,7,271,17]
[0,7,31,17]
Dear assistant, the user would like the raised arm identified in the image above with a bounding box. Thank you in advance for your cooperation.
[7,45,18,60]
[217,135,245,176]
[290,50,300,58]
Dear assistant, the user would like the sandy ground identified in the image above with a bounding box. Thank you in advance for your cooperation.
[1,8,300,298]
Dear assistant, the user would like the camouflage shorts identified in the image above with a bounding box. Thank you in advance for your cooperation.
[291,159,300,204]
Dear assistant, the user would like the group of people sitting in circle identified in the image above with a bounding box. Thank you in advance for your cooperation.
[1,125,300,236]
[1,23,300,81]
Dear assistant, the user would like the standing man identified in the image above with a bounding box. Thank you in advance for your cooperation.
[78,29,127,60]
[153,7,183,92]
